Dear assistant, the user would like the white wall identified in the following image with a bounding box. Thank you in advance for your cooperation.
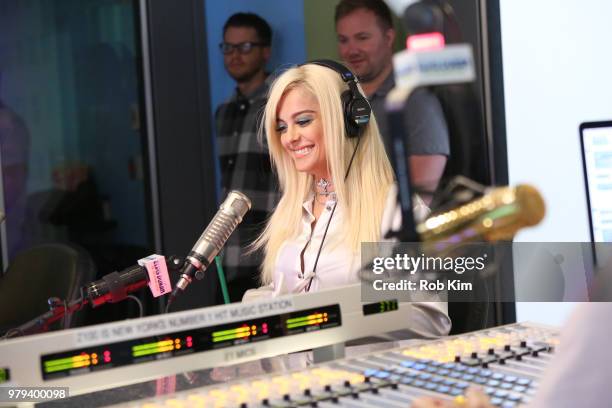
[499,0,612,324]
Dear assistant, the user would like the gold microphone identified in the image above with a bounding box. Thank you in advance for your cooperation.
[418,184,545,247]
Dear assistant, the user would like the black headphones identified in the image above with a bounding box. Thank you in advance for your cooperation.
[305,59,372,138]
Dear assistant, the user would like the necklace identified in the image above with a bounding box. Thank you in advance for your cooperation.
[314,177,337,204]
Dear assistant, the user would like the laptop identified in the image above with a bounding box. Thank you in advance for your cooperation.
[580,121,612,266]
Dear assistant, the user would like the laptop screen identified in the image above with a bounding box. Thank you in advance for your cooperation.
[580,121,612,245]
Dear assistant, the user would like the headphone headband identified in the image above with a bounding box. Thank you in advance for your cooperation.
[302,59,371,138]
[308,60,357,83]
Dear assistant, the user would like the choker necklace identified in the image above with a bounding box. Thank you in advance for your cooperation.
[315,177,336,203]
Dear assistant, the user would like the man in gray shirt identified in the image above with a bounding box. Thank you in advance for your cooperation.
[335,0,449,202]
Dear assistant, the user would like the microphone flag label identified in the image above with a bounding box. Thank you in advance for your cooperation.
[138,254,172,297]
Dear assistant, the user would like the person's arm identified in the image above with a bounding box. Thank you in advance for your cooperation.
[241,283,275,302]
[404,89,450,202]
[410,155,447,204]
[526,303,612,407]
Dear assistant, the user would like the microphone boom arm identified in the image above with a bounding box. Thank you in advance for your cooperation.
[4,256,184,338]
[386,44,476,242]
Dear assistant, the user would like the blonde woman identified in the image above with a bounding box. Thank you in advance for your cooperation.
[243,61,450,338]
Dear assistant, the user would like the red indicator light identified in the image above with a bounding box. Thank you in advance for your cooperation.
[104,357,111,363]
[186,336,192,342]
[262,323,268,334]
[103,350,111,357]
[406,32,445,51]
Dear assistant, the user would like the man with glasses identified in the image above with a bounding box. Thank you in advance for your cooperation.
[215,13,277,303]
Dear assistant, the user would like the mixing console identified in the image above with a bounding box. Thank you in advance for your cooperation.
[111,323,558,407]
[0,285,409,395]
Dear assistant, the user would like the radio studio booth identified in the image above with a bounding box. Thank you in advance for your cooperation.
[0,0,611,407]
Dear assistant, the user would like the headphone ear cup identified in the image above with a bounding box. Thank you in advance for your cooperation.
[341,90,359,138]
[305,59,371,138]
[342,91,371,139]
[350,94,371,137]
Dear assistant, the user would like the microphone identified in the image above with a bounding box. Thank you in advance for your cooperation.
[418,184,545,249]
[86,255,178,307]
[86,264,149,307]
[360,184,545,288]
[169,190,251,302]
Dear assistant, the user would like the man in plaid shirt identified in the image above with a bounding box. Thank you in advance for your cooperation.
[215,13,278,302]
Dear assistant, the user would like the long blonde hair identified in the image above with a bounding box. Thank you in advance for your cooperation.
[254,64,394,284]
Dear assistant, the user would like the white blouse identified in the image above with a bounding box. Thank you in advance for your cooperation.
[274,195,357,294]
[242,186,451,338]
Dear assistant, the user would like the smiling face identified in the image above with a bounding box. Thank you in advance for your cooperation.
[276,86,328,180]
[336,8,394,84]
